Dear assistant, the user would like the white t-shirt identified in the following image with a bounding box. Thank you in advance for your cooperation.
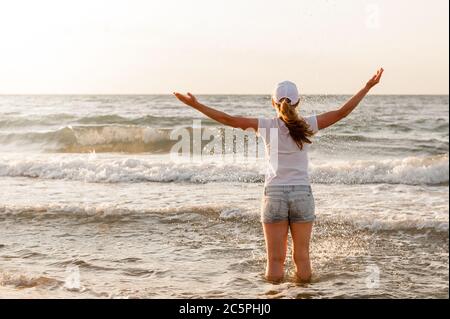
[257,115,319,186]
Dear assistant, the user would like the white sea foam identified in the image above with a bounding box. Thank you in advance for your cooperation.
[310,154,449,185]
[353,218,449,233]
[0,154,447,185]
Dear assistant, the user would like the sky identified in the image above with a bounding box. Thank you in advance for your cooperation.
[0,0,448,94]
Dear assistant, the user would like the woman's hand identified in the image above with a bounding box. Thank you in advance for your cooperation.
[173,92,200,108]
[317,67,385,130]
[365,68,384,90]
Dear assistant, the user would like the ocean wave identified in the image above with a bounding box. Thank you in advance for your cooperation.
[77,114,204,126]
[0,154,447,185]
[0,114,77,128]
[0,203,252,223]
[0,114,210,129]
[310,154,449,185]
[352,218,449,233]
[1,203,447,234]
[0,123,448,155]
[318,134,448,155]
[0,272,62,289]
[0,126,180,153]
[319,133,448,145]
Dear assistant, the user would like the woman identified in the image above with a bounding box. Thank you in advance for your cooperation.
[174,68,384,283]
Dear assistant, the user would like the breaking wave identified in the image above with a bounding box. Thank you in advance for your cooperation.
[0,126,180,153]
[1,123,447,155]
[0,154,447,185]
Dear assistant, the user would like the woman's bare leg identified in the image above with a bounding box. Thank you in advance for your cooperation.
[290,222,313,282]
[262,221,289,282]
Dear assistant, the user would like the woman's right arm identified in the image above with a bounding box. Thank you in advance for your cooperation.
[173,92,258,131]
[317,68,384,130]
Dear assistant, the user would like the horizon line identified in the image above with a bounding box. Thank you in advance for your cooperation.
[0,93,449,96]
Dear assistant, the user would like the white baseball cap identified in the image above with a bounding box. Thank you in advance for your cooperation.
[273,81,300,105]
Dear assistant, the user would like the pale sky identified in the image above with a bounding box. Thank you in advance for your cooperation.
[0,0,448,94]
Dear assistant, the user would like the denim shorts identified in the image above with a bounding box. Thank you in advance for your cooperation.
[261,185,316,223]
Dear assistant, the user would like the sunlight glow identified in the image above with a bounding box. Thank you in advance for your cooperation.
[0,0,448,94]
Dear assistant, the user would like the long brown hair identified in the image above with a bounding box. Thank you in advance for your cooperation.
[275,98,315,150]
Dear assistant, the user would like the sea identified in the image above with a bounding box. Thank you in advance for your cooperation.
[0,94,448,298]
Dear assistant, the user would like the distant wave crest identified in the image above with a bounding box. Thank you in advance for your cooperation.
[0,126,179,153]
[0,114,196,128]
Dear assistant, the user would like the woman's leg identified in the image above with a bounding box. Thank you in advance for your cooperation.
[290,222,313,282]
[262,221,289,282]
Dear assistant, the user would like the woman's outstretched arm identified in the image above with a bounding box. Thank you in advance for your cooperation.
[317,68,384,130]
[173,92,258,131]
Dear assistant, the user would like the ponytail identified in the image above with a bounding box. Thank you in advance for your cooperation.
[276,98,314,150]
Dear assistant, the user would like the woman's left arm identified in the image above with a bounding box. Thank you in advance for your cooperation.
[317,68,384,130]
[173,92,258,131]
